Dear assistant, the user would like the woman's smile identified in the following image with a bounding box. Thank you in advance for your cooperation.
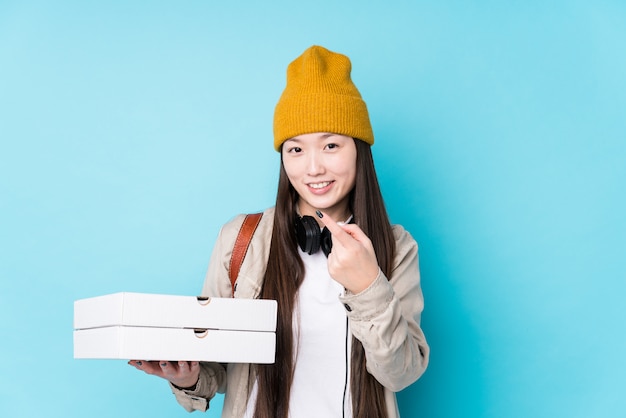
[308,180,333,191]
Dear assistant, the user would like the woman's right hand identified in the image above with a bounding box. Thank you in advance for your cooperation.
[128,360,200,389]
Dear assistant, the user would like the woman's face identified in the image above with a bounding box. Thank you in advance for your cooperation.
[282,132,357,221]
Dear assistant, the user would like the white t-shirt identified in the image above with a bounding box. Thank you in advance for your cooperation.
[244,248,352,417]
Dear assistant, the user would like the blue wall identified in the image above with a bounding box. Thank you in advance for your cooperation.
[1,1,625,417]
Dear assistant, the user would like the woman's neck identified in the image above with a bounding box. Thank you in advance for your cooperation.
[296,201,351,225]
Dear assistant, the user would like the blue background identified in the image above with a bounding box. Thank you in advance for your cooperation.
[1,1,625,417]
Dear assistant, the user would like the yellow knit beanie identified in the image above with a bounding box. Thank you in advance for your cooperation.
[273,45,374,151]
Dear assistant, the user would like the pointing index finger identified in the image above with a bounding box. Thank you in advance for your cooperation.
[315,210,350,242]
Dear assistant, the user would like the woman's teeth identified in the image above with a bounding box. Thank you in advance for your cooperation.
[309,181,331,189]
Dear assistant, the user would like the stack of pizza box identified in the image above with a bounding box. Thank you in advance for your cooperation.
[74,292,277,363]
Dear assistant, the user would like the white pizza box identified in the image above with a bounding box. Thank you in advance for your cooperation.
[74,292,277,332]
[74,326,276,363]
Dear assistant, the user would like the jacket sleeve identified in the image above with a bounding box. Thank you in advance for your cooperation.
[170,215,245,411]
[338,225,430,392]
[169,362,227,412]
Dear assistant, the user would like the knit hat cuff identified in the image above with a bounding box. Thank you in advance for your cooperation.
[273,93,374,151]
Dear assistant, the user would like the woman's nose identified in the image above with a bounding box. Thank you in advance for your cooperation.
[307,152,325,176]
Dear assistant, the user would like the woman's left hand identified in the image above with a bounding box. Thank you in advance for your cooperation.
[128,360,200,389]
[316,210,380,294]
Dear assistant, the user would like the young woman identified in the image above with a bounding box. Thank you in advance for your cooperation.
[129,45,429,418]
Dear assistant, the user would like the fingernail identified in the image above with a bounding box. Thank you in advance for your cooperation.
[315,210,323,218]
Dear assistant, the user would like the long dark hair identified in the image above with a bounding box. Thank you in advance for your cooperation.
[254,138,395,418]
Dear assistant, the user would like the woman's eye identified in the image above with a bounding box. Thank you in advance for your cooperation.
[288,147,302,153]
[325,143,338,150]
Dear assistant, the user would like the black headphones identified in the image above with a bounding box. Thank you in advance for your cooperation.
[295,215,333,257]
[295,215,354,257]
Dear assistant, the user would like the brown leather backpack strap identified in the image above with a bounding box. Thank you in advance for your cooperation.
[228,212,263,297]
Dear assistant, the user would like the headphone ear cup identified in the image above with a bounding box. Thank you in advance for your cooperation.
[295,215,321,255]
[320,227,332,257]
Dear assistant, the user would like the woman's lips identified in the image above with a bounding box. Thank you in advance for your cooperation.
[307,180,333,194]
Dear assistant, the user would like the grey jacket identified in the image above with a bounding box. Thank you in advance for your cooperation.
[171,207,429,417]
